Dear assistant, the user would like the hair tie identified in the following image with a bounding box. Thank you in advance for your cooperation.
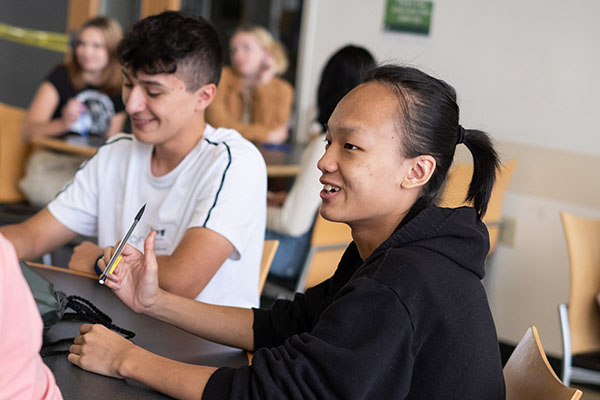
[456,125,466,145]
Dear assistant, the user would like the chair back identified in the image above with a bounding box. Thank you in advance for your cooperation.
[297,213,352,291]
[0,102,30,203]
[560,212,600,355]
[259,240,279,293]
[504,325,582,400]
[439,159,517,254]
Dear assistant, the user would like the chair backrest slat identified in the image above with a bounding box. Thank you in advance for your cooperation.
[504,325,582,400]
[439,160,517,254]
[259,240,279,293]
[0,102,29,203]
[560,212,600,354]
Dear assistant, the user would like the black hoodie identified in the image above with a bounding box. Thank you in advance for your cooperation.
[204,206,505,399]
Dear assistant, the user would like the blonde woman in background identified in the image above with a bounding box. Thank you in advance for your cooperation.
[19,16,126,206]
[206,25,293,144]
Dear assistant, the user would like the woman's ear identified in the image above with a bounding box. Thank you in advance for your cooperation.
[402,155,436,189]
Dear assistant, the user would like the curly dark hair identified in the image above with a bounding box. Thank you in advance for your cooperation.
[117,11,223,91]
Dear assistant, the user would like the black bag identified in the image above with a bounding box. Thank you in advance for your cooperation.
[20,261,68,334]
[20,261,135,357]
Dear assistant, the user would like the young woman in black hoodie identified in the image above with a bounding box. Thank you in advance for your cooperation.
[68,65,506,399]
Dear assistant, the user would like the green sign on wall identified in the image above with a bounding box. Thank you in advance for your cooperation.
[384,0,434,35]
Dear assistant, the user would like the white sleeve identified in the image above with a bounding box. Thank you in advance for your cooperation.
[266,134,324,236]
[47,151,101,237]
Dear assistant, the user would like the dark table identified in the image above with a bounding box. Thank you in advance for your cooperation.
[34,265,248,400]
[257,142,305,177]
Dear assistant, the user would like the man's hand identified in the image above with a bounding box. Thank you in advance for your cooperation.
[69,241,103,273]
[103,231,161,314]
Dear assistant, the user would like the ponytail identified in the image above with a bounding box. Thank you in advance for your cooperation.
[460,128,500,219]
[363,65,500,220]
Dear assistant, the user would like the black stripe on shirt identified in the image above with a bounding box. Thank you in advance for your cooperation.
[203,138,232,227]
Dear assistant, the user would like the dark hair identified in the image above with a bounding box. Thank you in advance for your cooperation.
[363,65,499,218]
[316,45,376,130]
[117,11,223,91]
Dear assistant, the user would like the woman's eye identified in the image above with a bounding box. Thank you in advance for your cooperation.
[147,92,161,98]
[344,143,357,150]
[123,82,133,88]
[324,139,331,148]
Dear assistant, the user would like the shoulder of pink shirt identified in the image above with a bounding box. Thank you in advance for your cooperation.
[0,234,63,399]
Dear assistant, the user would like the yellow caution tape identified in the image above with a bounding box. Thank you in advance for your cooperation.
[0,22,69,53]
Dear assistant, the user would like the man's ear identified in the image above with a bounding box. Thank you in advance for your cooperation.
[401,155,436,189]
[195,83,217,111]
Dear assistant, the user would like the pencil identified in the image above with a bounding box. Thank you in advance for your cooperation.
[99,204,145,284]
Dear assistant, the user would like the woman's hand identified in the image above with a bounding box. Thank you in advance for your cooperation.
[68,323,134,378]
[258,53,277,86]
[69,241,103,273]
[102,231,161,314]
[265,124,288,144]
[61,98,84,130]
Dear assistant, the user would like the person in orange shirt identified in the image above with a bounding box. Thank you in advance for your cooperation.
[206,25,293,144]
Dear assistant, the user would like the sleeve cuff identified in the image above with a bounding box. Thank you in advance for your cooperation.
[202,367,236,399]
[252,307,273,350]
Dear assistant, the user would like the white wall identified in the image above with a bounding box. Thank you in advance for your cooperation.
[296,0,600,355]
[297,0,600,156]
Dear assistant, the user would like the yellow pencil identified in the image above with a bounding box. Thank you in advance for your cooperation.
[99,204,146,285]
[108,255,122,275]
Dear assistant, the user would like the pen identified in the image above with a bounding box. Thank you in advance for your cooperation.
[98,204,146,284]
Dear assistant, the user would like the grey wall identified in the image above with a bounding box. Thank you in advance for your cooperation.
[0,0,68,108]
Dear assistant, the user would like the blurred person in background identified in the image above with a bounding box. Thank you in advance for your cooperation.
[19,16,126,206]
[265,45,375,285]
[206,25,293,144]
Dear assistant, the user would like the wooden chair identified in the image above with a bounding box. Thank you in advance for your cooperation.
[259,240,279,293]
[558,211,600,386]
[262,213,352,300]
[294,213,352,292]
[247,240,278,364]
[504,325,582,400]
[0,102,30,203]
[439,159,517,254]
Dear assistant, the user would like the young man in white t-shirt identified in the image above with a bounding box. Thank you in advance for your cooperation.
[0,12,266,307]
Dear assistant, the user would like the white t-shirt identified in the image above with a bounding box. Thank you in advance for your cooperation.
[48,125,267,307]
[267,134,324,236]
